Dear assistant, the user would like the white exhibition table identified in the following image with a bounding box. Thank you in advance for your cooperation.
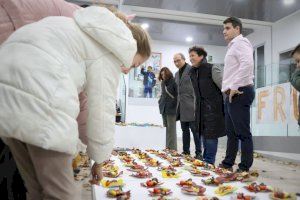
[114,125,166,149]
[92,150,292,200]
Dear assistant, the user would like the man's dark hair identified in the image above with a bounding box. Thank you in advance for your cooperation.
[188,46,207,58]
[223,16,243,33]
[291,44,300,56]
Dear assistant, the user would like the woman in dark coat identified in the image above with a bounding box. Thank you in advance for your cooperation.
[158,67,178,150]
[189,46,225,164]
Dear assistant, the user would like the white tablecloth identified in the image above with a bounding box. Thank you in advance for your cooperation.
[114,126,166,149]
[92,151,289,200]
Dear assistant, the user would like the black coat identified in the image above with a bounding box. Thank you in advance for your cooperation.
[158,78,178,115]
[190,62,225,139]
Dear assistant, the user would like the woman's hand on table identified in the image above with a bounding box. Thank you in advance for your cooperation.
[90,162,103,185]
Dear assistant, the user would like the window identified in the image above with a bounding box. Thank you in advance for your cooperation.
[254,45,265,88]
[279,50,296,84]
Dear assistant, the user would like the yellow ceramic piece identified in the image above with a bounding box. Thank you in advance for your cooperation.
[162,170,180,178]
[100,179,124,188]
[215,185,237,196]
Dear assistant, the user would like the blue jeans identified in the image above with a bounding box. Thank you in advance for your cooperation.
[144,87,153,98]
[222,86,255,171]
[180,121,202,155]
[203,138,218,164]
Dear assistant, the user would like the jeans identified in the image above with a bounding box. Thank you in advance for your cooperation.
[222,86,255,171]
[203,138,218,164]
[144,87,153,98]
[180,121,201,155]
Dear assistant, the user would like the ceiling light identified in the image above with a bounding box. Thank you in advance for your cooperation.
[283,0,295,5]
[186,37,193,42]
[141,23,149,29]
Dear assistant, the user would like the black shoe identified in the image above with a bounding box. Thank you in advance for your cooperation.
[218,163,233,172]
[194,154,203,160]
[235,168,249,173]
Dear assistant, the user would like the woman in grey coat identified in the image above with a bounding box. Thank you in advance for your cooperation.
[158,67,178,150]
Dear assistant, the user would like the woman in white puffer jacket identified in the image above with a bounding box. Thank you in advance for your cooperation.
[0,6,151,200]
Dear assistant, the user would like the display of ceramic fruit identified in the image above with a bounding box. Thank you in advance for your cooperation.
[269,190,296,200]
[145,149,160,154]
[202,177,224,186]
[118,151,129,156]
[215,185,237,196]
[181,185,206,196]
[145,158,161,167]
[123,160,137,167]
[153,197,180,200]
[157,153,169,159]
[130,170,152,178]
[183,155,195,163]
[236,171,259,182]
[107,187,130,199]
[170,159,184,167]
[100,179,124,188]
[196,197,219,200]
[127,164,147,172]
[170,150,181,157]
[220,172,238,182]
[214,167,232,175]
[244,182,272,193]
[232,193,256,200]
[193,159,205,167]
[102,165,119,173]
[103,170,123,178]
[163,148,171,153]
[189,168,210,177]
[131,148,142,154]
[202,163,216,171]
[141,178,163,188]
[149,187,172,196]
[162,170,180,178]
[158,165,176,172]
[136,152,150,159]
[176,178,195,187]
[119,156,134,163]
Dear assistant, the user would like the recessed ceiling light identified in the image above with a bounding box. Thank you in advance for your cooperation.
[141,23,149,29]
[283,0,295,5]
[186,37,193,42]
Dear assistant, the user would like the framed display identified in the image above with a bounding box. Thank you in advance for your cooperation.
[128,52,162,98]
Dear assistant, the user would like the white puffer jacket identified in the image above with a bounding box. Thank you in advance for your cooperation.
[0,7,137,164]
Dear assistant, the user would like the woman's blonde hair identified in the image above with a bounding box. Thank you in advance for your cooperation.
[107,6,151,58]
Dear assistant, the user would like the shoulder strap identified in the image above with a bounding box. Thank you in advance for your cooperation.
[165,86,175,99]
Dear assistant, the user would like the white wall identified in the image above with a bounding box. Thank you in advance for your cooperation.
[151,40,227,73]
[272,10,300,84]
[247,26,272,85]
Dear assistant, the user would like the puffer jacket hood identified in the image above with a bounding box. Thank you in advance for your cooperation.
[74,7,137,68]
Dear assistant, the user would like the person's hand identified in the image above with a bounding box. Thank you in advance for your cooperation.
[120,65,132,74]
[90,162,103,185]
[229,89,243,103]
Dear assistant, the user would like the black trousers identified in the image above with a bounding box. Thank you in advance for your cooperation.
[222,86,255,171]
[180,121,202,155]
